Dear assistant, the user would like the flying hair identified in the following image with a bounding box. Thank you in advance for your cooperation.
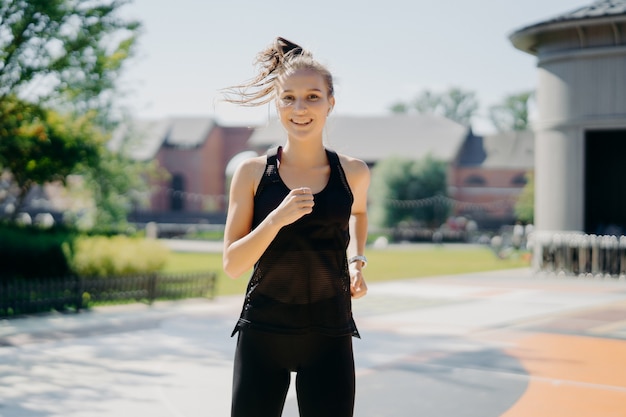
[222,37,334,107]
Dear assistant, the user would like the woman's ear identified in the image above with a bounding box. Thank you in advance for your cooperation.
[328,97,336,114]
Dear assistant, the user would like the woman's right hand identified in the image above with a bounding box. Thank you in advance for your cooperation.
[270,187,315,227]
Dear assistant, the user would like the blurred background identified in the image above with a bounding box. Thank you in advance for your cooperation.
[2,0,626,316]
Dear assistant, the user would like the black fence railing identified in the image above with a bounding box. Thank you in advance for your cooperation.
[535,233,626,278]
[0,271,217,317]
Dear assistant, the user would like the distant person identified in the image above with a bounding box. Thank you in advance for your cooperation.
[222,37,370,417]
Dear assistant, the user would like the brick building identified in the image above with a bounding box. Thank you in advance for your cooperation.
[111,117,252,224]
[449,131,534,229]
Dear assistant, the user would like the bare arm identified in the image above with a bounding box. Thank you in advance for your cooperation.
[222,158,315,278]
[342,155,370,298]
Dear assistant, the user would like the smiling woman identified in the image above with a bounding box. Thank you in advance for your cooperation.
[220,37,370,417]
[275,68,334,144]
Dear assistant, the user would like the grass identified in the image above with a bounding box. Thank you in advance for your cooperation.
[162,245,531,298]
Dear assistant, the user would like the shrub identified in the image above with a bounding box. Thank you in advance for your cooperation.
[70,235,170,276]
[0,222,75,279]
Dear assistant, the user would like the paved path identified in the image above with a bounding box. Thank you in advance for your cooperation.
[2,268,626,416]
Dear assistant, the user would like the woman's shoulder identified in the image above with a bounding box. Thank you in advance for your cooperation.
[236,155,267,175]
[232,154,268,186]
[335,152,369,175]
[230,155,269,195]
[334,152,370,197]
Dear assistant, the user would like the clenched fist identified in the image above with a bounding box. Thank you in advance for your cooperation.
[270,187,315,227]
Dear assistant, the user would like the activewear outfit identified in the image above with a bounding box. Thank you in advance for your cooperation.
[231,146,359,417]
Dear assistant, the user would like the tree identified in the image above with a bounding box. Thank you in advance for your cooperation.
[370,155,449,228]
[390,87,479,126]
[514,171,534,224]
[0,0,140,114]
[389,102,409,113]
[441,88,479,126]
[413,90,442,115]
[0,98,101,218]
[489,91,533,132]
[0,0,143,228]
[85,143,163,230]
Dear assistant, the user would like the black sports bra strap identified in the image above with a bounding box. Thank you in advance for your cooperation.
[266,145,280,163]
[326,148,354,199]
[325,148,340,166]
[256,146,281,197]
[265,146,281,183]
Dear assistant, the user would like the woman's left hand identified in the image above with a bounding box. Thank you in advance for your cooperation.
[350,269,368,299]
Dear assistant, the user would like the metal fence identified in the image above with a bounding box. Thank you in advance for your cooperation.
[535,233,626,278]
[0,271,217,317]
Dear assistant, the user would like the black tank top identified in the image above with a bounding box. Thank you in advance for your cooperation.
[231,146,360,338]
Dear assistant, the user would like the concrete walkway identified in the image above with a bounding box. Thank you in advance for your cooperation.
[2,268,626,416]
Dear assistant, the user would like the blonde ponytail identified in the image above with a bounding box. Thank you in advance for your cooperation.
[222,37,333,107]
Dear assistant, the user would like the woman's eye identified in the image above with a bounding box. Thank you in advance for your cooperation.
[308,94,320,100]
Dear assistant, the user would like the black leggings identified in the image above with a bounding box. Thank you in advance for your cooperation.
[231,328,355,417]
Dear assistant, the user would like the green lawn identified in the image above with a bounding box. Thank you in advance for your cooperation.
[162,245,531,298]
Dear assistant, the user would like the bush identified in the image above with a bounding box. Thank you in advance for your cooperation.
[370,155,449,229]
[0,223,170,279]
[70,235,170,276]
[0,222,75,279]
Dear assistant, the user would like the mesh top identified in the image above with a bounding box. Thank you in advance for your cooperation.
[231,147,359,337]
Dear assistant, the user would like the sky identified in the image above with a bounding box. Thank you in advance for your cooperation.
[117,0,587,135]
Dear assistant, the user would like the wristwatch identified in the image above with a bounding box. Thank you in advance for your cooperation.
[348,255,367,268]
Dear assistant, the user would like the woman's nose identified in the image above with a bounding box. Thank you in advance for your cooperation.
[294,98,307,112]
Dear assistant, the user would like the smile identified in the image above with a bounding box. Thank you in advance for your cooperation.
[291,119,313,126]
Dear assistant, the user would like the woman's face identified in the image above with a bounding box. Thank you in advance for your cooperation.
[275,68,335,141]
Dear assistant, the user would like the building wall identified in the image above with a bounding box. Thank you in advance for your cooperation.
[149,125,252,214]
[448,166,529,227]
[534,43,626,232]
[153,145,205,212]
[202,126,253,211]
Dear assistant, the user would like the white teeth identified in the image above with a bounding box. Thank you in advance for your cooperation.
[292,120,312,125]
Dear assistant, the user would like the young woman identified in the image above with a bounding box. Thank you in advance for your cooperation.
[222,37,370,417]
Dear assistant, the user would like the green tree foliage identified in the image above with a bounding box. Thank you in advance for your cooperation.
[489,91,533,132]
[370,155,449,228]
[0,97,102,217]
[0,102,157,229]
[86,145,162,230]
[0,0,140,112]
[389,87,479,126]
[0,0,144,229]
[514,171,534,224]
[388,102,409,113]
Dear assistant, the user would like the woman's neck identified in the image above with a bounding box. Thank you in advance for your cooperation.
[281,141,327,168]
